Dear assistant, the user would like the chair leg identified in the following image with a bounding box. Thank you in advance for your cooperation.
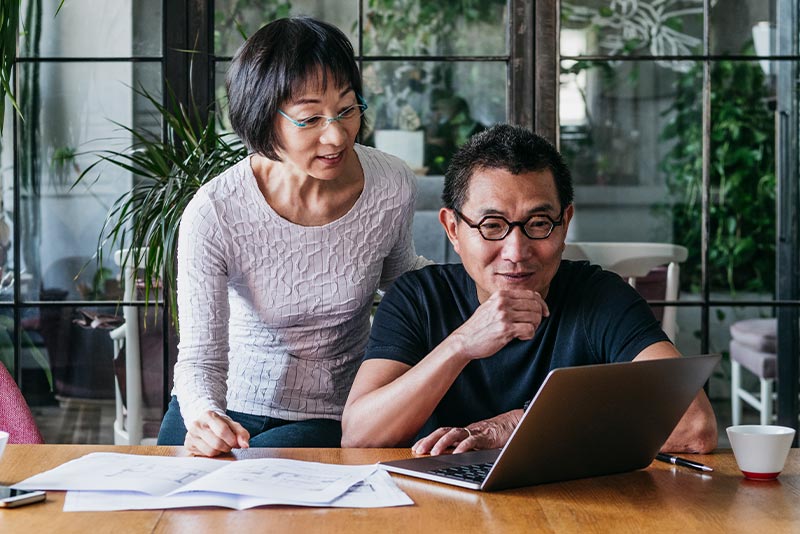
[731,360,742,426]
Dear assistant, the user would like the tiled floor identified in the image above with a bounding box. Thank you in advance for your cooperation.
[32,399,116,444]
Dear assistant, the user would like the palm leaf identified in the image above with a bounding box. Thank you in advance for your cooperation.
[0,0,21,132]
[75,87,246,327]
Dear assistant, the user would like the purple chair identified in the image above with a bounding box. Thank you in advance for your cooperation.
[0,364,44,444]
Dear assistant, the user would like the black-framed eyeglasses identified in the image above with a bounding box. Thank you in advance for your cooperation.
[453,208,564,241]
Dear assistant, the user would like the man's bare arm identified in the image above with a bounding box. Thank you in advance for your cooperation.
[633,341,718,453]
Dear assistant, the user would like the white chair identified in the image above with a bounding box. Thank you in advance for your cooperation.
[729,318,777,426]
[109,248,149,445]
[562,242,688,342]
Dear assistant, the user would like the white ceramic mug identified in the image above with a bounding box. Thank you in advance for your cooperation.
[726,425,795,480]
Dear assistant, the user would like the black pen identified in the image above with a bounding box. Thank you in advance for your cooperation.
[655,453,713,472]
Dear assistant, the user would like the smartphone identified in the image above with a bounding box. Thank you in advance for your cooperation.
[0,486,46,508]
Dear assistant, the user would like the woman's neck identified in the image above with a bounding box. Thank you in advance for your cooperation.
[250,152,364,227]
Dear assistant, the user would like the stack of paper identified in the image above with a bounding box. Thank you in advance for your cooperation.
[12,452,413,511]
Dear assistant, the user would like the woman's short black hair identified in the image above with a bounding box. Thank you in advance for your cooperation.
[226,16,364,159]
[442,124,574,213]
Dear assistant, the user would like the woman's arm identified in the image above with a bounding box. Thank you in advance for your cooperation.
[377,167,432,291]
[171,192,247,455]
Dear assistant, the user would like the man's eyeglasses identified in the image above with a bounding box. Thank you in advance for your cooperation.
[278,93,368,130]
[453,208,564,241]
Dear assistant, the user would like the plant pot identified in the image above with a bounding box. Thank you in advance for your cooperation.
[374,129,425,171]
[39,304,120,400]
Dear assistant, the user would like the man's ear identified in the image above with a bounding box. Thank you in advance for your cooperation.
[439,207,461,255]
[561,203,575,236]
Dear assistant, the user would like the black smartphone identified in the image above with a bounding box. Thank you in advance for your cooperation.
[0,486,46,508]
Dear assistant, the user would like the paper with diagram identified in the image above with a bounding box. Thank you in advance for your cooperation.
[13,452,412,508]
[63,469,412,511]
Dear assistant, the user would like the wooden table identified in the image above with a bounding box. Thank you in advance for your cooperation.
[1,445,799,534]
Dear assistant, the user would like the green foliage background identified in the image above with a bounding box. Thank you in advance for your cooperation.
[660,58,776,295]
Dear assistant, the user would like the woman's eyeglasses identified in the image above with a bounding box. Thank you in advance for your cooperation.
[278,94,368,130]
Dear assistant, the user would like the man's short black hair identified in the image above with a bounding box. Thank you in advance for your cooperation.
[226,16,364,159]
[442,124,574,212]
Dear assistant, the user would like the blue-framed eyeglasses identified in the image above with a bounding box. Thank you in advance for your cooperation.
[278,93,368,130]
[453,208,565,241]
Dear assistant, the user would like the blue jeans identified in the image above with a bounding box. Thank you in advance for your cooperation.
[157,396,342,448]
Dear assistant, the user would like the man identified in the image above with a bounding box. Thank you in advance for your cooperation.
[341,124,717,455]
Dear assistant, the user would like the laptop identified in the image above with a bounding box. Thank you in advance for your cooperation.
[380,353,720,491]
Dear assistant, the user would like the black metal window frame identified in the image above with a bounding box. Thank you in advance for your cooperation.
[8,1,798,433]
[5,0,535,412]
[541,0,800,433]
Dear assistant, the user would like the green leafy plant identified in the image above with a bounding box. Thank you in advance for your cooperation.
[659,56,776,294]
[75,89,246,326]
[0,0,64,133]
[361,0,505,172]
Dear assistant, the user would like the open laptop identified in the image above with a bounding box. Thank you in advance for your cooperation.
[380,353,720,491]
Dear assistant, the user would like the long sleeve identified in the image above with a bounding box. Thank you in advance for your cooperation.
[172,188,231,426]
[378,164,433,291]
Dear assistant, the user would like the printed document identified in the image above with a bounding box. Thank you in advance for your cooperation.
[13,452,412,509]
[63,470,412,511]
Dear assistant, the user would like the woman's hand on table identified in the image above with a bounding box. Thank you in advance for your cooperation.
[184,411,250,457]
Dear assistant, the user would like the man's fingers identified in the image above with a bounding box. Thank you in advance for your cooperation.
[430,427,470,456]
[412,427,452,455]
[452,437,478,454]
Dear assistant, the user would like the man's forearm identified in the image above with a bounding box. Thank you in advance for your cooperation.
[341,338,470,447]
[661,391,718,453]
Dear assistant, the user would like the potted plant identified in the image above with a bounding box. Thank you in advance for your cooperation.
[361,0,505,174]
[75,89,246,326]
[366,63,426,171]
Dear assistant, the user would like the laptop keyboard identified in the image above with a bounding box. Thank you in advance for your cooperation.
[429,462,494,483]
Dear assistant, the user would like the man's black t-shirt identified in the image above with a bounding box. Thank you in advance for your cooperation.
[364,261,670,440]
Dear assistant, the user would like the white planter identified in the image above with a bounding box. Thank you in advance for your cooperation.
[374,129,425,171]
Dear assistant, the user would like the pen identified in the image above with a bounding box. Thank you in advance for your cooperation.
[655,453,713,472]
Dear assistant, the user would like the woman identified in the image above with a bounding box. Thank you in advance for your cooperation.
[157,16,427,456]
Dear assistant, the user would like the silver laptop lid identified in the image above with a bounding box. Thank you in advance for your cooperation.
[381,354,720,491]
[481,353,721,490]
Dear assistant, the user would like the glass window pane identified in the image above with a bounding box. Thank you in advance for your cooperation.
[214,0,358,57]
[19,0,162,57]
[663,60,775,299]
[27,304,168,444]
[363,0,507,56]
[560,59,700,243]
[0,104,14,303]
[215,60,232,130]
[711,1,777,56]
[707,61,776,297]
[17,62,161,302]
[561,1,703,58]
[363,60,505,174]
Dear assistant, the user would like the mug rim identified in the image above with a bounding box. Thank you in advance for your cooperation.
[726,425,796,436]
